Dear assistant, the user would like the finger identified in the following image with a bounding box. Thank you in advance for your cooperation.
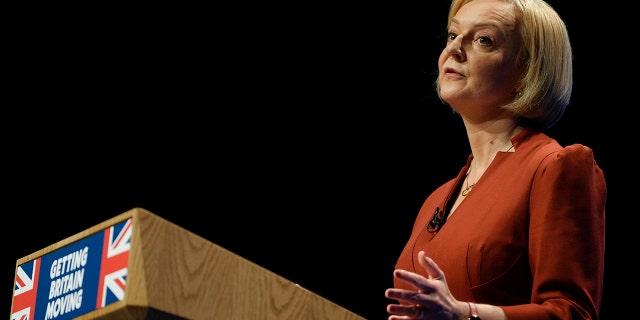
[418,251,445,281]
[386,286,433,307]
[386,303,423,318]
[393,269,431,293]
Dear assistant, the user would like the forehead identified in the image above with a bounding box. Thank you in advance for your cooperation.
[452,0,517,32]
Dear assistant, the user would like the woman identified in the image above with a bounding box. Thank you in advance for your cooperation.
[384,0,606,319]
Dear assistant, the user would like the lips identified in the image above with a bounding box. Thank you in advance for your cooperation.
[443,66,462,76]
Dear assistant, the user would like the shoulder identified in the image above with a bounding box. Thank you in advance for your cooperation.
[514,131,604,182]
[543,144,597,165]
[518,131,597,166]
[538,144,604,188]
[528,142,604,195]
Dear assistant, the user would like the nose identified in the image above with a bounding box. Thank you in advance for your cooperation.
[444,36,465,60]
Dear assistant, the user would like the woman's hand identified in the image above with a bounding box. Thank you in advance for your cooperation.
[385,251,465,320]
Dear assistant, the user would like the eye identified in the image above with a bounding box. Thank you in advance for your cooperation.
[447,32,457,42]
[478,36,494,46]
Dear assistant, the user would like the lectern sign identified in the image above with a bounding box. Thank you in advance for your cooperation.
[12,218,132,320]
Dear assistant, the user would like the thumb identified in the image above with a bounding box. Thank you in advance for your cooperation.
[418,251,445,281]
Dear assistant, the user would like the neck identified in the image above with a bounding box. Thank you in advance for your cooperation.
[467,124,521,172]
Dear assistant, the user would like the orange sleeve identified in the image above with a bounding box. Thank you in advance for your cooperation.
[502,144,606,320]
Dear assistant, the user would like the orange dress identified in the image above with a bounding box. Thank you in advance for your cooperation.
[394,128,606,320]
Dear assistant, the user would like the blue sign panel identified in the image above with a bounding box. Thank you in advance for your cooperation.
[12,218,132,320]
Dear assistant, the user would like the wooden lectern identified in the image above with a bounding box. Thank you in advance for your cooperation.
[11,207,366,320]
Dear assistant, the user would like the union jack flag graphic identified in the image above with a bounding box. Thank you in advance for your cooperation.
[96,218,132,308]
[11,258,41,320]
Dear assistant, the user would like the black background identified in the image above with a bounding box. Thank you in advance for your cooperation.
[6,1,625,319]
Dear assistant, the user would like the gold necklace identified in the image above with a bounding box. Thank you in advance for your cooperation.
[461,142,514,197]
[461,163,475,196]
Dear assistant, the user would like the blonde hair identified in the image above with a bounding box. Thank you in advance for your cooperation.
[438,0,572,130]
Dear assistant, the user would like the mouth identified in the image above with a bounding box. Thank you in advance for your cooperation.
[441,66,465,79]
[443,67,461,76]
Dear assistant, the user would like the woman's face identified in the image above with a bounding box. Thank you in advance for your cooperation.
[437,0,522,116]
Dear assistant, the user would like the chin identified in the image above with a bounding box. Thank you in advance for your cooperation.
[439,91,460,103]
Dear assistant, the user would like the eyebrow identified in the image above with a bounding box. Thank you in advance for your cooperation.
[450,18,503,30]
[449,18,512,39]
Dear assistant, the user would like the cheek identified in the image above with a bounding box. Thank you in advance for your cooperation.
[478,66,516,87]
[474,61,518,87]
